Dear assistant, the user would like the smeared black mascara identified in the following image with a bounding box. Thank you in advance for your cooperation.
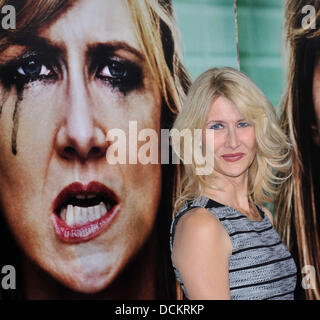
[11,87,23,155]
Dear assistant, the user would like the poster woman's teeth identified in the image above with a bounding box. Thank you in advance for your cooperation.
[60,202,108,226]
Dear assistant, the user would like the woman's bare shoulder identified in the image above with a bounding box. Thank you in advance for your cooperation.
[178,207,217,224]
[175,207,221,235]
[173,207,232,256]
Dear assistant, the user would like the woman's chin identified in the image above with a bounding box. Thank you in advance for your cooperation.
[54,266,115,294]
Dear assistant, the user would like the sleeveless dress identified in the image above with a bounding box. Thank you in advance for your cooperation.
[170,195,297,300]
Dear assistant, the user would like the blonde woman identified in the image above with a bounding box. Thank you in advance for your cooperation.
[170,67,297,300]
[275,0,320,300]
[0,0,190,299]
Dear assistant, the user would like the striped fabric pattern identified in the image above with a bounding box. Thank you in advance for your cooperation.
[170,195,297,300]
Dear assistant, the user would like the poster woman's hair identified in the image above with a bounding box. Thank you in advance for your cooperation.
[274,0,320,300]
[0,0,190,299]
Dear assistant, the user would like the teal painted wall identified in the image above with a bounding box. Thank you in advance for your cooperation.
[173,0,238,80]
[237,0,286,108]
[174,0,286,109]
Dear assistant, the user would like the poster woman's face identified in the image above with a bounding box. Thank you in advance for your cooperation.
[0,0,161,293]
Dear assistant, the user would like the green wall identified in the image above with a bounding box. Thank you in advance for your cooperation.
[174,0,286,109]
[173,0,238,80]
[237,0,286,108]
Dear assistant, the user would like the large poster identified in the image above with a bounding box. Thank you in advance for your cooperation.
[0,0,319,302]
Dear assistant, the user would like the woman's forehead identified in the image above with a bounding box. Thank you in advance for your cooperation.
[208,96,243,119]
[36,0,140,57]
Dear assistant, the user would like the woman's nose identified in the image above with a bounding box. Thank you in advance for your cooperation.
[225,127,240,149]
[56,80,107,162]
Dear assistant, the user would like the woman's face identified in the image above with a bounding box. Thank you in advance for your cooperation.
[0,0,162,293]
[205,96,256,179]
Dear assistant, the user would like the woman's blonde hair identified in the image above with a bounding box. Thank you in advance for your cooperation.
[274,0,320,300]
[127,0,190,115]
[172,67,292,216]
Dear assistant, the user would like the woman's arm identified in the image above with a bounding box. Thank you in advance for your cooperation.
[172,208,232,300]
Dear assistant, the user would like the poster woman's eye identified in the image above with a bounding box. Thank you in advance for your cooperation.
[17,59,53,78]
[0,54,58,88]
[96,58,143,94]
[99,60,127,79]
[12,55,58,85]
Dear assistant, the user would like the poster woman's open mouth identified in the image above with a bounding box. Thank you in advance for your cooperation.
[51,181,120,243]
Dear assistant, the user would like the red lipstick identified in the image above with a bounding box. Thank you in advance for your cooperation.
[51,181,120,243]
[221,153,245,162]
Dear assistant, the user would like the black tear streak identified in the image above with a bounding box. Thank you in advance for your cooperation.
[11,90,23,156]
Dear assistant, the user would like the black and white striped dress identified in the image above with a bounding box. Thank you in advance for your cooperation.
[170,195,297,300]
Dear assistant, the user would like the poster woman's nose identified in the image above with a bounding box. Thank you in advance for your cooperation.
[55,82,107,162]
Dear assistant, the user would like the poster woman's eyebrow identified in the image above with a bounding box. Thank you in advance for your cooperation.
[4,34,65,57]
[87,41,145,61]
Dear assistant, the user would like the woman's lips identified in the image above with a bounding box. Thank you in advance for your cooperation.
[221,153,245,162]
[51,181,120,243]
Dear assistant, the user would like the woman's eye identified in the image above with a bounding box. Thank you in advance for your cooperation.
[12,56,57,85]
[17,60,53,78]
[238,122,251,128]
[0,54,58,89]
[96,59,142,94]
[210,123,224,130]
[99,61,127,79]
